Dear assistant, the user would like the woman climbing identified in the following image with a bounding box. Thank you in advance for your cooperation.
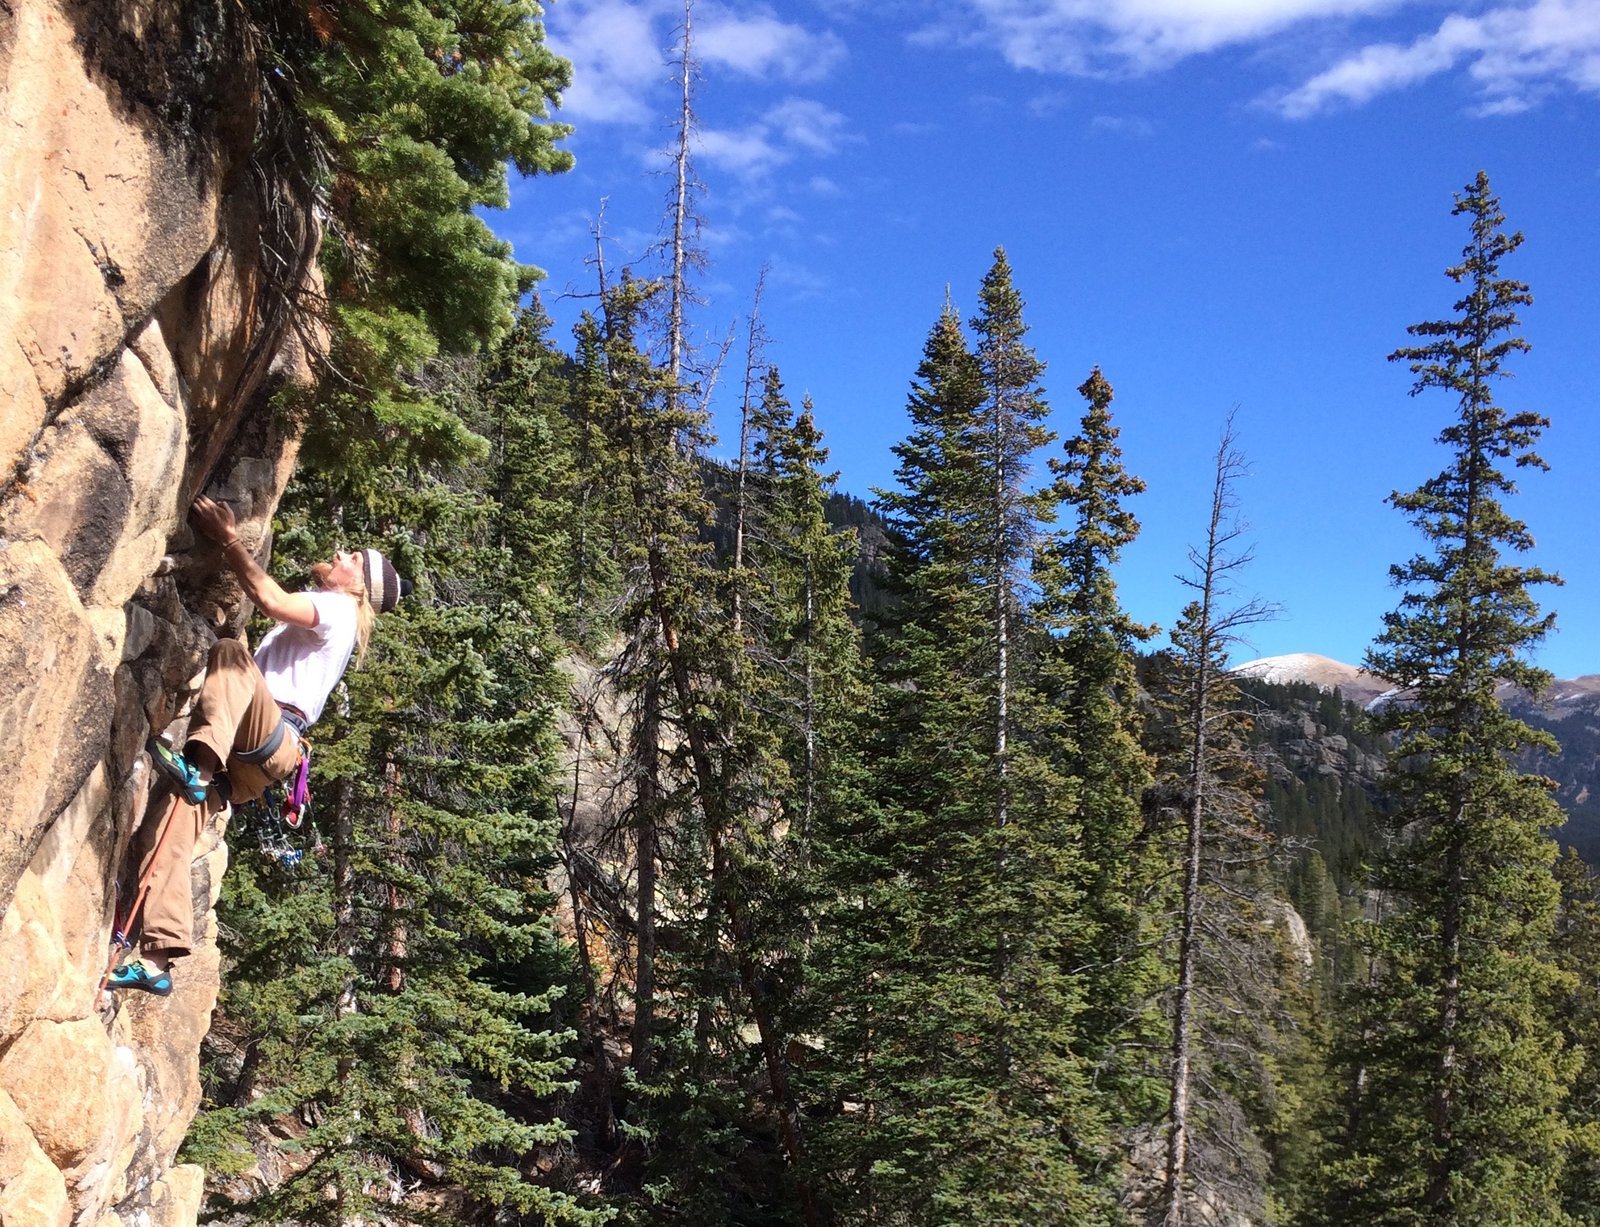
[108,495,409,996]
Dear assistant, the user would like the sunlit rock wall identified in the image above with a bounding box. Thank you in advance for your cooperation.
[0,2,318,1223]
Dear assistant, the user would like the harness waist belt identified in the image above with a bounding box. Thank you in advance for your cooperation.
[234,706,307,766]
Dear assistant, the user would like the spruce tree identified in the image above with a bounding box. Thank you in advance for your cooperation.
[189,2,587,1215]
[1552,850,1600,1221]
[970,248,1055,853]
[807,304,986,1222]
[735,371,868,1223]
[1312,171,1573,1225]
[573,275,823,1226]
[747,383,864,850]
[1030,368,1164,1133]
[250,0,574,488]
[196,415,604,1224]
[813,292,1113,1224]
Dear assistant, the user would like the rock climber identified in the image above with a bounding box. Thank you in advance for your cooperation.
[108,495,409,996]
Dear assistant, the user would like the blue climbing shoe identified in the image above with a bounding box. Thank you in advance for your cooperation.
[107,960,173,996]
[149,740,207,805]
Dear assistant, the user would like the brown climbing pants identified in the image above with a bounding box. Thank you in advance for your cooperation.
[134,639,301,958]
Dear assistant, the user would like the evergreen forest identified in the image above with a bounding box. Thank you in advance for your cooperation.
[183,4,1600,1224]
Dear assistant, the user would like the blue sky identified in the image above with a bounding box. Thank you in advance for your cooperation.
[497,0,1600,677]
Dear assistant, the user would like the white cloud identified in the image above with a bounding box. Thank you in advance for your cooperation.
[693,99,852,182]
[696,126,787,176]
[1275,30,1466,116]
[928,0,1400,76]
[547,1,846,124]
[546,1,666,124]
[1027,90,1071,117]
[698,8,847,81]
[768,257,832,300]
[923,0,1600,116]
[763,97,852,155]
[698,219,753,252]
[1090,113,1154,136]
[1274,0,1600,117]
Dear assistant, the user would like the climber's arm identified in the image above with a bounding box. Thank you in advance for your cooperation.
[190,496,319,629]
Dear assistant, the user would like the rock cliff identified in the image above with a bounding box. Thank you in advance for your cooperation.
[0,3,319,1223]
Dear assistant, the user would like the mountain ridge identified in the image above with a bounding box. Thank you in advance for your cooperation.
[1234,651,1600,714]
[1236,651,1600,864]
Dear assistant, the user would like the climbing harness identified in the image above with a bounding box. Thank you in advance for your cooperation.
[282,734,313,830]
[234,733,318,868]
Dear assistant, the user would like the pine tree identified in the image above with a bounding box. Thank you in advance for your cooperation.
[747,383,863,851]
[196,404,604,1224]
[1030,368,1164,1134]
[253,0,574,486]
[572,274,822,1226]
[189,3,588,1216]
[807,303,986,1222]
[728,271,770,641]
[734,371,868,1223]
[1552,850,1600,1221]
[812,290,1112,1224]
[564,281,695,1093]
[1312,171,1573,1225]
[970,248,1055,857]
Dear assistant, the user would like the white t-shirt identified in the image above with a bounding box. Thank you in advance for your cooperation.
[254,590,359,726]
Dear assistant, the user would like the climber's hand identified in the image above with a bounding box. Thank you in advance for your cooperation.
[190,495,316,628]
[191,495,238,545]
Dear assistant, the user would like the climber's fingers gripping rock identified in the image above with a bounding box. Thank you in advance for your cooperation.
[190,494,237,546]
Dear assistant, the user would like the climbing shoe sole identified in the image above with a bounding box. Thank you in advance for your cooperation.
[107,961,174,996]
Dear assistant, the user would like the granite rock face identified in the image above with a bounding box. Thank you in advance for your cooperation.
[0,2,319,1223]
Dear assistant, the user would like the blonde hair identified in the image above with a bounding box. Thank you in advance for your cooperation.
[311,564,377,666]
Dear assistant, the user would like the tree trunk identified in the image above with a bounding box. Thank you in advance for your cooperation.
[630,674,661,1078]
[331,775,359,1225]
[384,760,405,993]
[563,689,617,1146]
[1163,697,1206,1227]
[1161,424,1236,1226]
[637,522,822,1225]
[665,0,692,416]
[1426,813,1465,1211]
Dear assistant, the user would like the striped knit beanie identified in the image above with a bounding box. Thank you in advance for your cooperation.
[360,548,408,614]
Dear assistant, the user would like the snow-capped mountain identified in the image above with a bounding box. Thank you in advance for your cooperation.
[1231,653,1396,710]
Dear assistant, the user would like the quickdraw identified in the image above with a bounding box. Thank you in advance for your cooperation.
[236,737,319,868]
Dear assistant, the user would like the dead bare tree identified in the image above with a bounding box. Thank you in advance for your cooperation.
[1154,418,1283,1227]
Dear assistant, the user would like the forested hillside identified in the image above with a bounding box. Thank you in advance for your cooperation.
[5,1,1596,1225]
[7,3,1564,1224]
[181,150,1600,1226]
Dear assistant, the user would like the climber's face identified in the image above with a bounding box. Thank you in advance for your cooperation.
[325,549,364,590]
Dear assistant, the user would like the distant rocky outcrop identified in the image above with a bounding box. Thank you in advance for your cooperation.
[0,3,319,1223]
[1234,652,1600,865]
